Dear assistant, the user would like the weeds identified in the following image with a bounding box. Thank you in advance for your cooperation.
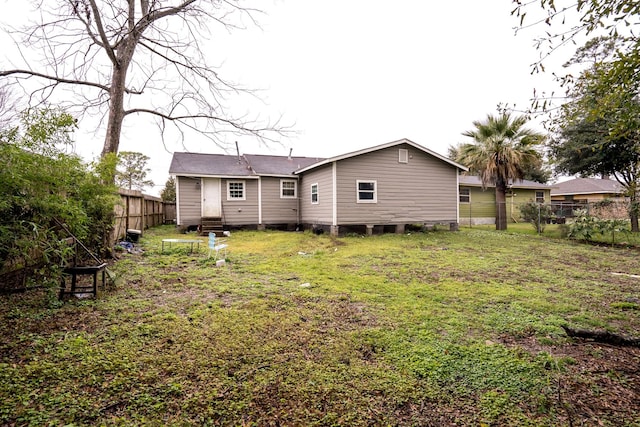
[1,226,639,425]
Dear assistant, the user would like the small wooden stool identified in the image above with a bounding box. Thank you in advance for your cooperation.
[59,263,107,299]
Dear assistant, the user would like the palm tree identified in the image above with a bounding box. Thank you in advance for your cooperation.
[459,112,546,230]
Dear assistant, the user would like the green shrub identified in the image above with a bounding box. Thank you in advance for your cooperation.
[519,201,554,233]
[568,209,630,243]
[0,108,117,285]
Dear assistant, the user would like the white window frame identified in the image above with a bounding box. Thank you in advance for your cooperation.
[310,183,319,204]
[459,188,470,203]
[356,180,377,203]
[227,180,246,201]
[398,148,409,163]
[280,179,297,199]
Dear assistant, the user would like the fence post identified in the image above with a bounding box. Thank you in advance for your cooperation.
[125,194,130,234]
[142,195,146,232]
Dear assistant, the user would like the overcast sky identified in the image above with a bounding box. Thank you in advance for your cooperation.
[2,1,569,195]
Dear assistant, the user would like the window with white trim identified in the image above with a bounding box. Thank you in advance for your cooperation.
[459,188,470,203]
[310,183,319,204]
[357,180,377,203]
[280,180,297,198]
[535,191,545,203]
[399,148,409,163]
[227,181,245,200]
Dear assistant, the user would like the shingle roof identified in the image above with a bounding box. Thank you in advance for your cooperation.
[550,178,625,196]
[459,175,552,189]
[169,139,464,178]
[244,154,324,175]
[169,152,253,177]
[169,152,326,177]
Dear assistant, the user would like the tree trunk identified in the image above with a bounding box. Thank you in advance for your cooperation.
[630,192,639,233]
[495,181,508,230]
[101,35,138,158]
[101,71,126,158]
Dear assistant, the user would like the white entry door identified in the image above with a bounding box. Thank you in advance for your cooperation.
[202,178,222,217]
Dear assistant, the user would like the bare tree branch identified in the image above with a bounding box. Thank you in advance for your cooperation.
[124,106,291,147]
[86,0,119,65]
[0,85,18,129]
[0,69,144,94]
[0,0,289,161]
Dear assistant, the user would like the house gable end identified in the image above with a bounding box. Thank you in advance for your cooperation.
[295,138,468,175]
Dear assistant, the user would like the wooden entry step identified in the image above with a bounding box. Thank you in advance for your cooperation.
[201,217,224,236]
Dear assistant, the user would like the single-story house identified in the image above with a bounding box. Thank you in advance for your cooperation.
[458,175,553,225]
[550,177,628,218]
[169,138,468,235]
[550,177,626,203]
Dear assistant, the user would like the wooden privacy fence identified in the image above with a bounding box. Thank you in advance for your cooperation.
[112,189,176,244]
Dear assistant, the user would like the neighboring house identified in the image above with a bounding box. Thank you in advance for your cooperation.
[550,177,626,203]
[550,177,627,219]
[458,175,553,225]
[169,138,468,235]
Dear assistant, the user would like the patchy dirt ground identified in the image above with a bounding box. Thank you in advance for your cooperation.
[499,335,640,425]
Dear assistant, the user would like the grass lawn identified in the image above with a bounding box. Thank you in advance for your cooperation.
[467,221,640,247]
[1,225,639,426]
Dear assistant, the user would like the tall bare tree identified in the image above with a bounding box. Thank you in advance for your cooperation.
[0,1,285,158]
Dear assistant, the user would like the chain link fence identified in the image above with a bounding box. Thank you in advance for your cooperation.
[460,199,631,227]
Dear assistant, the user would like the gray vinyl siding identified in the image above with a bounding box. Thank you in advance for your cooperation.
[177,176,201,226]
[299,164,334,225]
[221,178,259,225]
[260,177,300,224]
[335,144,458,224]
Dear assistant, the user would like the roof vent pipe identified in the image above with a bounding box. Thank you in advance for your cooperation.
[288,148,293,160]
[236,141,241,163]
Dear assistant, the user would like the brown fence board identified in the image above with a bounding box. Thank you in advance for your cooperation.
[111,189,176,244]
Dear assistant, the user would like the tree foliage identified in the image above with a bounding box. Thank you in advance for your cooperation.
[450,144,550,184]
[0,1,287,160]
[115,151,154,191]
[513,1,640,114]
[458,112,546,230]
[512,0,640,73]
[513,1,640,231]
[161,176,176,202]
[548,37,640,231]
[0,108,117,286]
